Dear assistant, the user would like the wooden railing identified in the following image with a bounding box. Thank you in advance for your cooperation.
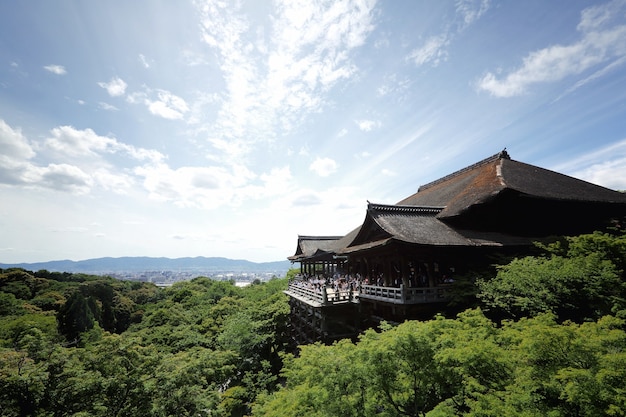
[286,282,451,306]
[359,284,451,304]
[285,284,326,306]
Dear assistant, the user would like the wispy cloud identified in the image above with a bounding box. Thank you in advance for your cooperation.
[98,77,128,97]
[98,102,119,111]
[455,0,491,29]
[552,137,626,190]
[555,55,626,101]
[138,53,151,68]
[196,0,377,162]
[377,73,411,97]
[407,35,449,67]
[477,0,626,97]
[406,0,490,67]
[43,64,67,75]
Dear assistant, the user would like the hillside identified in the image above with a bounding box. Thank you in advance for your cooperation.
[0,256,292,275]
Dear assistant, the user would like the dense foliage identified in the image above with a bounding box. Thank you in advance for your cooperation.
[478,231,626,322]
[0,269,291,416]
[1,232,626,416]
[254,310,626,416]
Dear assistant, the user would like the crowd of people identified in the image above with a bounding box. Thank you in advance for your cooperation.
[291,273,363,294]
[290,266,455,294]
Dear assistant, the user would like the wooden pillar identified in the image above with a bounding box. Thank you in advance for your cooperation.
[426,262,435,287]
[400,254,410,288]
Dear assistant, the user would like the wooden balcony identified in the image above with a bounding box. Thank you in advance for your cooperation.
[285,282,451,307]
[284,284,357,307]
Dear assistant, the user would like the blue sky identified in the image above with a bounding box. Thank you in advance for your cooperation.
[1,0,626,263]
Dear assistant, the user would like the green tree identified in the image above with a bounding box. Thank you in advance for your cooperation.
[478,233,626,322]
[152,347,237,417]
[57,292,94,343]
[0,292,24,316]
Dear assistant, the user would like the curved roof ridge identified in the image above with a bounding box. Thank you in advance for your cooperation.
[368,202,444,214]
[418,149,510,192]
[297,235,344,240]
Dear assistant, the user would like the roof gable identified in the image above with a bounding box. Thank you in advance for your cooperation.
[348,203,483,248]
[398,152,505,218]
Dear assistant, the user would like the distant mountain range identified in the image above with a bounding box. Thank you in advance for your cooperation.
[0,256,292,275]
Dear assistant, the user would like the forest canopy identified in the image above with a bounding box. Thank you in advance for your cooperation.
[1,232,626,416]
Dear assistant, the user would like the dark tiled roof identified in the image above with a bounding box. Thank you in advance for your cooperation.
[288,235,344,261]
[339,203,533,253]
[398,150,626,219]
[499,158,626,203]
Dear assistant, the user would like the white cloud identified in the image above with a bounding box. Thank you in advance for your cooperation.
[406,0,490,68]
[553,138,626,190]
[93,168,134,194]
[577,0,624,32]
[377,73,411,97]
[555,54,626,101]
[0,119,35,159]
[196,0,377,161]
[38,163,93,194]
[44,126,121,158]
[0,120,164,195]
[134,161,292,209]
[0,119,38,186]
[145,90,189,120]
[574,157,626,191]
[407,35,449,67]
[356,119,381,132]
[478,0,626,97]
[309,157,338,177]
[138,53,151,68]
[43,64,67,75]
[291,192,322,207]
[98,77,128,97]
[43,125,164,164]
[455,0,491,28]
[298,145,310,156]
[99,102,119,111]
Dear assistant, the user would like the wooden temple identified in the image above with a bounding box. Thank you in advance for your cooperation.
[285,150,626,344]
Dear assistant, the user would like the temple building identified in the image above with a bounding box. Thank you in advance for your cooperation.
[285,150,626,344]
